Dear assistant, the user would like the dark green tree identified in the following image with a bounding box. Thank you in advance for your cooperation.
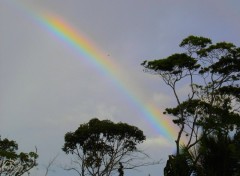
[62,118,156,176]
[164,154,192,176]
[142,35,240,175]
[197,134,240,176]
[0,136,38,176]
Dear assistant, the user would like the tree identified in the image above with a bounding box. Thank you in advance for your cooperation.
[196,134,240,176]
[141,35,240,175]
[0,136,38,176]
[62,118,156,176]
[164,154,192,176]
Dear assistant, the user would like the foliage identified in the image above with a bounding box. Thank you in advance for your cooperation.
[196,134,240,176]
[62,118,154,176]
[142,35,240,175]
[0,136,38,176]
[164,154,192,176]
[178,132,240,176]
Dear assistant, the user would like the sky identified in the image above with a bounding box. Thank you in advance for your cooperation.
[1,0,240,176]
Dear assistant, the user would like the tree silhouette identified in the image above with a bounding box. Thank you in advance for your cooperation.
[142,35,240,175]
[0,136,38,176]
[62,118,156,176]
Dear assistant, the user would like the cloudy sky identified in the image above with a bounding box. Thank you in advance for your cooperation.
[1,0,240,175]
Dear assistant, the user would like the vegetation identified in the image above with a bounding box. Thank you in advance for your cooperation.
[0,136,38,176]
[142,35,240,175]
[62,118,156,176]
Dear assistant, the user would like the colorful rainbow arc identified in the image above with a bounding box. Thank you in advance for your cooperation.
[39,14,177,141]
[7,0,178,143]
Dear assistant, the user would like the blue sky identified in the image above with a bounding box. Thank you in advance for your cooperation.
[1,1,240,175]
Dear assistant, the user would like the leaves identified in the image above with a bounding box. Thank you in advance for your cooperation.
[0,136,38,176]
[195,134,240,176]
[142,53,199,74]
[62,118,148,176]
[180,35,212,49]
[63,118,145,153]
[142,35,240,175]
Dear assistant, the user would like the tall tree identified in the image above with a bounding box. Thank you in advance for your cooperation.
[0,136,38,176]
[142,35,240,175]
[62,118,156,176]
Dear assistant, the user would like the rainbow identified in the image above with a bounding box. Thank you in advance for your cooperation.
[41,14,177,140]
[6,1,178,143]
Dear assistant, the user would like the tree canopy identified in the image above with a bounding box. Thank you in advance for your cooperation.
[142,35,240,175]
[62,118,152,176]
[0,136,38,176]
